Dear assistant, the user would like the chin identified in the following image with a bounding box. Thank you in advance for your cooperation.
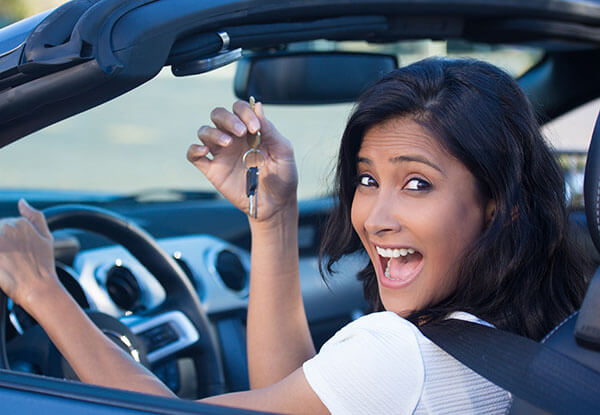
[379,295,418,317]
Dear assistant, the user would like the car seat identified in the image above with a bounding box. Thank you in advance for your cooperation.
[506,113,600,413]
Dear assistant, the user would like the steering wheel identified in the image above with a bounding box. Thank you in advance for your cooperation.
[0,204,225,397]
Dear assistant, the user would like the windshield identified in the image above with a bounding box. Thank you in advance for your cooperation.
[0,35,544,201]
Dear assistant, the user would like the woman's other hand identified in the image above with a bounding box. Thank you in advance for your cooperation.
[187,100,298,222]
[0,199,60,310]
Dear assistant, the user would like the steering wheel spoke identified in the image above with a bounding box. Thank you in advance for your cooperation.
[124,310,200,365]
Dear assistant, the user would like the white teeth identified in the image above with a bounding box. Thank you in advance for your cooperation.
[378,246,419,280]
[376,246,417,258]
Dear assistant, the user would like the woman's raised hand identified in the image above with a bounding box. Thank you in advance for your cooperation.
[0,199,61,310]
[187,100,298,222]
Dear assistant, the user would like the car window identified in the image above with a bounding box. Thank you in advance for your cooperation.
[542,97,600,207]
[0,36,544,201]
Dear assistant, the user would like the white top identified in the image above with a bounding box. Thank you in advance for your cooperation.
[302,311,511,415]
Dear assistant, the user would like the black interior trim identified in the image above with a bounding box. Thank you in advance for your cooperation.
[4,0,600,144]
[0,293,8,369]
[466,18,600,44]
[519,50,600,122]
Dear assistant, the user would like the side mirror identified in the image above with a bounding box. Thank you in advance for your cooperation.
[234,52,397,105]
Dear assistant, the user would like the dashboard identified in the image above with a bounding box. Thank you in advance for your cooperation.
[8,228,367,396]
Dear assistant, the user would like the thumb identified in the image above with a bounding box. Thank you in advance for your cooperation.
[254,102,275,138]
[18,199,52,239]
[254,102,294,161]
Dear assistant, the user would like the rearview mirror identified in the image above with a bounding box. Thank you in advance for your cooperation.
[234,52,397,105]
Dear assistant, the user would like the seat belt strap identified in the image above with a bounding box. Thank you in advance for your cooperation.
[419,319,600,415]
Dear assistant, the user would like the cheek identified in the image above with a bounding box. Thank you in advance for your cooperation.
[350,190,375,250]
[455,198,486,240]
[350,191,363,236]
[434,196,485,259]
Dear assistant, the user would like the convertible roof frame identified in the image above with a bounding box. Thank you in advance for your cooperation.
[2,0,600,145]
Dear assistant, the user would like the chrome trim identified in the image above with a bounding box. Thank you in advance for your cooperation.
[127,311,199,364]
[102,329,141,363]
[0,42,24,59]
[9,313,23,335]
[217,31,230,52]
[203,48,242,72]
[205,245,250,298]
[8,302,24,335]
[93,259,165,314]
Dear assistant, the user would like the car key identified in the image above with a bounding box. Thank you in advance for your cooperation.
[247,96,261,149]
[246,166,259,218]
[242,96,263,218]
[242,145,263,219]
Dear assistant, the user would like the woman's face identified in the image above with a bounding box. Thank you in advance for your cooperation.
[351,117,490,316]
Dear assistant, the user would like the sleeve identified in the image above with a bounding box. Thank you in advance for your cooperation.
[302,312,425,415]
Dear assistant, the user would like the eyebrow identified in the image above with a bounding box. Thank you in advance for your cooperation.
[357,155,445,175]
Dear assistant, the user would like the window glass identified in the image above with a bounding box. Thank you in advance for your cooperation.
[0,38,544,201]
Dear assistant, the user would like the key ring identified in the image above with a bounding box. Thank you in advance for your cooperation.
[242,148,265,170]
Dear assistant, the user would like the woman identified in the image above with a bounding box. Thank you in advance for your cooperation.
[0,58,590,414]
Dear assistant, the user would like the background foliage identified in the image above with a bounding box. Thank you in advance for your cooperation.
[0,0,67,26]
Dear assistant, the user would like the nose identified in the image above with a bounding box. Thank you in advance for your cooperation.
[363,191,401,236]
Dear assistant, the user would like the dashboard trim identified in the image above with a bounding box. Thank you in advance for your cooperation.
[126,311,199,364]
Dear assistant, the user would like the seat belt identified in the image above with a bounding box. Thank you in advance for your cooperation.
[418,318,600,415]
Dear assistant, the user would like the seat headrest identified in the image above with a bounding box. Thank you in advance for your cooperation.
[584,112,600,253]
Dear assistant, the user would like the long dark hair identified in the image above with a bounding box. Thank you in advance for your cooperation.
[319,57,592,340]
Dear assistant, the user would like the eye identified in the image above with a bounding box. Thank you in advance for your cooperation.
[404,178,431,191]
[357,174,377,187]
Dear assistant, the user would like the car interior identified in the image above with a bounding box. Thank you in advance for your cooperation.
[0,1,600,413]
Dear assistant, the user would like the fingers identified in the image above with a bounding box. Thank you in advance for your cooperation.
[210,106,250,137]
[207,100,270,143]
[196,125,232,150]
[194,100,263,163]
[210,101,262,135]
[232,101,261,134]
[186,144,211,174]
[0,218,18,240]
[252,102,273,137]
[0,217,35,249]
[18,199,52,239]
[190,100,281,175]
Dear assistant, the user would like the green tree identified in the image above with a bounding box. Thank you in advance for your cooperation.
[0,0,29,22]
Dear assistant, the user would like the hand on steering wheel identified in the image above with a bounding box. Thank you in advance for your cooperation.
[0,200,59,310]
[0,202,226,398]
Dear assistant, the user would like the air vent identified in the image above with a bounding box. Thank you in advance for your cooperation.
[105,264,142,311]
[215,250,247,292]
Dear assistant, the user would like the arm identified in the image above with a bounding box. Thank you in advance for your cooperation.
[200,367,327,414]
[187,101,315,388]
[0,200,328,414]
[246,205,315,388]
[0,200,175,397]
[30,283,176,397]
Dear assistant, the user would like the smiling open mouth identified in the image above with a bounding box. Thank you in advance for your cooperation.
[376,246,424,282]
